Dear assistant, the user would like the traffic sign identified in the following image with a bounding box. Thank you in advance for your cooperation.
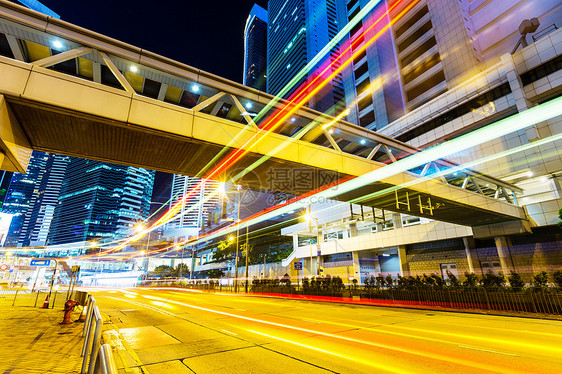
[30,259,51,266]
[294,262,303,270]
[0,264,8,271]
[71,265,81,273]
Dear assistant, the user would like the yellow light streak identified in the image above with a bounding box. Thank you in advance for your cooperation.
[136,290,521,372]
[322,108,350,130]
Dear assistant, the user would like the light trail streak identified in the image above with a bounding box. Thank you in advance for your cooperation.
[348,131,562,204]
[197,0,389,176]
[301,316,560,355]
[135,290,522,373]
[198,95,562,244]
[71,0,411,258]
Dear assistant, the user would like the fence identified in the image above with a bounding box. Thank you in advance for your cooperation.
[0,287,68,309]
[81,294,117,374]
[148,281,562,316]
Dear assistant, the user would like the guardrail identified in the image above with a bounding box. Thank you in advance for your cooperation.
[145,281,562,316]
[81,294,117,374]
[0,287,67,309]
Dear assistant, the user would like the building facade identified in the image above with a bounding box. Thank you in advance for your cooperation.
[1,151,50,246]
[47,158,155,245]
[266,0,346,114]
[164,175,222,241]
[244,4,269,91]
[279,0,562,283]
[17,154,69,247]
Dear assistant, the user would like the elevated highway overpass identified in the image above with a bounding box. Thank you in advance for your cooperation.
[0,1,532,233]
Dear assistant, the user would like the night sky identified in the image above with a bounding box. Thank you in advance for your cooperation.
[41,0,268,82]
[39,0,269,208]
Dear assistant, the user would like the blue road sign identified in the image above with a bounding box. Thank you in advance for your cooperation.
[30,259,51,266]
[294,262,303,270]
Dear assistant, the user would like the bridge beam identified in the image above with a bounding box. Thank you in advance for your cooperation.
[0,94,32,173]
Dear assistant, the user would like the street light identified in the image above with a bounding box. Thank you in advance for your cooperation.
[135,223,150,277]
[234,185,241,292]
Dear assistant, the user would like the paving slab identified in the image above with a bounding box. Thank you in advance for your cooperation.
[0,305,84,374]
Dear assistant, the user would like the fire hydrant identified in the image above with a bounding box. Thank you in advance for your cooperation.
[61,299,78,324]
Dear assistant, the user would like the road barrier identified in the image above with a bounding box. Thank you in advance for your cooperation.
[0,287,67,309]
[143,280,562,317]
[81,294,117,374]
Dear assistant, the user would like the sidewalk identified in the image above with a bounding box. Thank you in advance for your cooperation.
[0,305,84,374]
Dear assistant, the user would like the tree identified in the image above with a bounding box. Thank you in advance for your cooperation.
[559,208,562,228]
[463,272,479,288]
[508,271,525,291]
[532,271,548,291]
[172,263,189,278]
[152,265,173,278]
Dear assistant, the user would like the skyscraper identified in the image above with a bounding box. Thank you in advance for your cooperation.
[338,0,562,120]
[337,0,405,130]
[164,175,221,240]
[266,0,346,114]
[17,154,69,247]
[1,151,50,246]
[47,158,155,245]
[244,4,268,91]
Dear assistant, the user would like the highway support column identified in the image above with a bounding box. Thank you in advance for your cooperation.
[398,245,409,277]
[494,236,515,275]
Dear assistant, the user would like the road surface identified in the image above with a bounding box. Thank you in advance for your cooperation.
[92,287,562,373]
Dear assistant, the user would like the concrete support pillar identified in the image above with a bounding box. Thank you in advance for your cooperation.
[548,175,562,199]
[462,237,480,275]
[352,251,360,282]
[397,245,409,276]
[494,236,515,274]
[392,213,403,229]
[349,222,358,237]
[292,233,299,251]
[501,54,546,141]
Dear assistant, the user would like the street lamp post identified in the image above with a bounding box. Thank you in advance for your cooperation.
[244,225,249,293]
[234,185,241,292]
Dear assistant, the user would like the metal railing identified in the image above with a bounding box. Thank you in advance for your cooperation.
[149,281,562,316]
[0,287,67,309]
[532,24,558,42]
[81,294,117,374]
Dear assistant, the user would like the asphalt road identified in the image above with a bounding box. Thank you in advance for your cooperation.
[92,287,562,374]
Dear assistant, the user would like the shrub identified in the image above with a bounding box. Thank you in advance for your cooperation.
[333,276,344,291]
[385,274,394,288]
[375,274,385,288]
[480,271,506,291]
[463,272,479,288]
[446,271,460,288]
[364,275,375,289]
[553,270,562,289]
[532,271,548,291]
[430,274,445,289]
[282,273,291,288]
[508,271,525,291]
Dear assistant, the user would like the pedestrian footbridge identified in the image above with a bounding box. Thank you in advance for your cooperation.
[0,2,530,231]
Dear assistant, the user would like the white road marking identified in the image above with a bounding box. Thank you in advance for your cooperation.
[221,329,238,335]
[458,345,518,357]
